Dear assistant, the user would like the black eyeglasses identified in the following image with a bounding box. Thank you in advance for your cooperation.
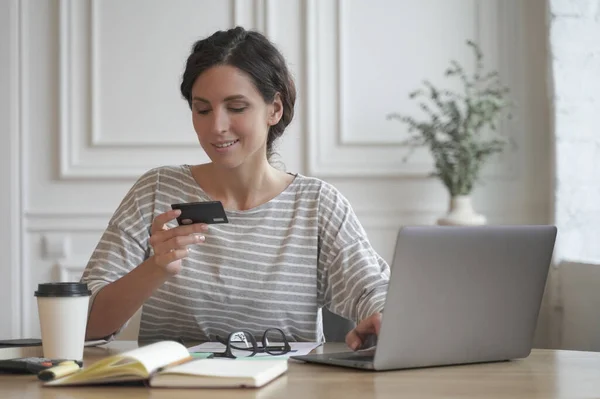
[213,328,292,358]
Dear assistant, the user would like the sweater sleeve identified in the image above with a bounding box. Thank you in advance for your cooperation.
[80,169,158,337]
[316,182,390,323]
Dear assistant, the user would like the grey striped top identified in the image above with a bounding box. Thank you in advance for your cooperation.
[81,165,390,343]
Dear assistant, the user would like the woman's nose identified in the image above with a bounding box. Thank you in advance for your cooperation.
[211,108,229,134]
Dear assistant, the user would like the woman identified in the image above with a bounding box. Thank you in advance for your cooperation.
[82,26,389,351]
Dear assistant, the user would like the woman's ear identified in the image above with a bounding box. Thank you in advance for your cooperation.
[268,93,283,126]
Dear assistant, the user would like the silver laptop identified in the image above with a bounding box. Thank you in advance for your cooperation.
[291,225,557,371]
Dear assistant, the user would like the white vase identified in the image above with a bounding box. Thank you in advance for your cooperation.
[437,195,486,226]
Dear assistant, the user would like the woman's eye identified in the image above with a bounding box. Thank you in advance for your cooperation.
[229,107,247,113]
[196,110,210,115]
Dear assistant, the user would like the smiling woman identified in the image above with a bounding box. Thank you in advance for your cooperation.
[80,26,389,351]
[180,26,295,165]
[188,65,282,172]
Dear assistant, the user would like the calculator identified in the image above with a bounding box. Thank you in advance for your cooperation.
[0,357,83,374]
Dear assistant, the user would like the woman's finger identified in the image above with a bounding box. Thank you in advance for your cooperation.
[150,209,181,235]
[152,233,205,255]
[345,329,364,351]
[151,223,209,245]
[153,248,190,267]
[345,313,382,351]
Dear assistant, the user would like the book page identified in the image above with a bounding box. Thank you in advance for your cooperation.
[150,358,288,388]
[44,341,190,386]
[120,341,189,373]
[160,359,287,378]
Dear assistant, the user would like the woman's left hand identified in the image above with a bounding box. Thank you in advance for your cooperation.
[345,312,382,351]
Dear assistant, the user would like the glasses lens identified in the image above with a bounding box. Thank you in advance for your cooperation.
[263,328,289,355]
[228,331,255,358]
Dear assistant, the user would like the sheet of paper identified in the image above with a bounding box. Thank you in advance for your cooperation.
[187,341,321,358]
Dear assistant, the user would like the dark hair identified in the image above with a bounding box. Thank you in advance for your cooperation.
[180,26,296,161]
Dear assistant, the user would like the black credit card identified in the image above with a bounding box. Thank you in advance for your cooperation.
[170,201,229,225]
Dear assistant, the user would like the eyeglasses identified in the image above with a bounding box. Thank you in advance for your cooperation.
[213,328,292,358]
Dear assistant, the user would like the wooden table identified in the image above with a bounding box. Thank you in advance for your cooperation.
[1,341,600,398]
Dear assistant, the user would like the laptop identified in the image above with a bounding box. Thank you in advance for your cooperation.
[291,225,557,371]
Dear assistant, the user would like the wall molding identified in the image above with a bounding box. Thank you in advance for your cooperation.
[305,0,520,178]
[56,260,87,282]
[58,0,269,179]
[1,0,25,338]
[88,0,271,147]
[232,0,271,35]
[25,211,112,232]
[86,0,269,148]
[41,233,71,259]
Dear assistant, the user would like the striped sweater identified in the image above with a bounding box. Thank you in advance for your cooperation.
[81,165,390,343]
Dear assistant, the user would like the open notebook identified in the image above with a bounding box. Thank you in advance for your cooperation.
[44,341,288,388]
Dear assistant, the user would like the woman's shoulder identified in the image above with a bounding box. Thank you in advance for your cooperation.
[130,165,193,190]
[292,174,332,192]
[116,165,199,208]
[136,164,190,181]
[291,174,350,204]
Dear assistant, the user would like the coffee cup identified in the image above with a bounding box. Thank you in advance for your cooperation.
[34,282,91,360]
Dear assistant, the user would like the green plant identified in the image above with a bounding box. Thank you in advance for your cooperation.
[387,40,512,196]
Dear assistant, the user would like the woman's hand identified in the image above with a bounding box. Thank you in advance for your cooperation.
[345,312,382,351]
[148,209,208,275]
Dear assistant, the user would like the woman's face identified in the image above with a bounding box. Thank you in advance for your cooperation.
[190,65,282,170]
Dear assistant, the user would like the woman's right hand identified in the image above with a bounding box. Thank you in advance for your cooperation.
[148,209,208,275]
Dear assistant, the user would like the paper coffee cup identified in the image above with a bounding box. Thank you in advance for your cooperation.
[34,282,91,360]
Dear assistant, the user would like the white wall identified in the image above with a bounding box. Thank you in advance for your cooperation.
[549,0,600,263]
[1,0,551,340]
[544,0,600,350]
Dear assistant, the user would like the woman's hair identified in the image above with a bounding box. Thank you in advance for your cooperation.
[180,26,296,161]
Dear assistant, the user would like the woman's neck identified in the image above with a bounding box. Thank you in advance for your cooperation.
[192,161,292,211]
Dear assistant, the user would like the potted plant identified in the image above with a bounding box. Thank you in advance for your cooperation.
[387,40,512,226]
